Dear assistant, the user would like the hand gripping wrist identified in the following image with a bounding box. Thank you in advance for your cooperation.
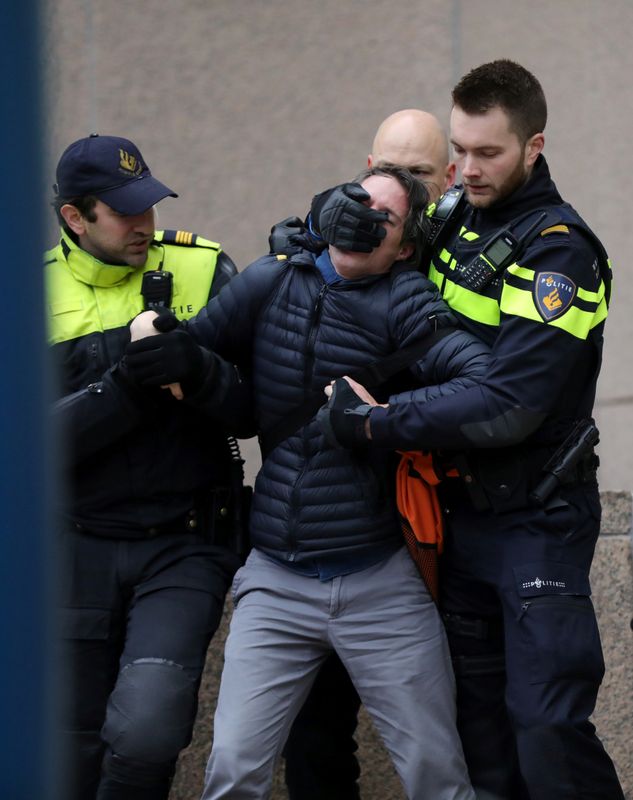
[125,329,205,392]
[317,378,373,448]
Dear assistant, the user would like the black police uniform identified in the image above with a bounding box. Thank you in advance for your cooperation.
[285,156,625,800]
[46,229,246,800]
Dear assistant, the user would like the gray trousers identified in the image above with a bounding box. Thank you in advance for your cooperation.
[201,547,475,800]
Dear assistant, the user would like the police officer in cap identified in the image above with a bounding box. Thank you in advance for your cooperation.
[47,134,250,800]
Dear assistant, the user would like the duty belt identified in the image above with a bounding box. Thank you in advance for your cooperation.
[72,507,200,539]
[443,436,599,514]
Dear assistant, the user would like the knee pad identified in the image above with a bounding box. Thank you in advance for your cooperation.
[101,658,198,764]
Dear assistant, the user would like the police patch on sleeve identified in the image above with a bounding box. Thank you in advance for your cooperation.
[534,272,576,321]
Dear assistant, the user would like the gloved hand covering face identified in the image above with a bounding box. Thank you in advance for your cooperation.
[311,183,388,253]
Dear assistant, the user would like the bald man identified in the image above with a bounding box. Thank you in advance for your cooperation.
[368,109,455,201]
[280,110,457,800]
[268,109,455,260]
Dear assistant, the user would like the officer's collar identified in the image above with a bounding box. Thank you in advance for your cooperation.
[471,155,563,225]
[59,229,161,287]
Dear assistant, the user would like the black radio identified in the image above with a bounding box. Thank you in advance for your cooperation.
[427,187,465,245]
[458,212,548,291]
[141,269,173,309]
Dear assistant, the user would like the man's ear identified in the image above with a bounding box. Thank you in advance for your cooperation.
[445,161,457,189]
[398,242,414,261]
[367,154,374,168]
[525,133,544,168]
[60,204,87,236]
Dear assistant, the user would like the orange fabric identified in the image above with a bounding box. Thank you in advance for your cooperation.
[396,451,445,554]
[396,451,458,602]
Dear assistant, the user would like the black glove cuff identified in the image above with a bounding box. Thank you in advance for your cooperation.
[181,346,217,396]
[310,187,339,235]
[109,359,155,405]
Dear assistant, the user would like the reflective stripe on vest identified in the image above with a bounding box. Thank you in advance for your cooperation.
[430,230,609,340]
[501,263,608,339]
[44,230,219,345]
[429,255,501,327]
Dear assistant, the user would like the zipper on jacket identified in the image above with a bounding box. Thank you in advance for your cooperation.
[303,283,328,389]
[286,281,328,561]
[89,341,102,381]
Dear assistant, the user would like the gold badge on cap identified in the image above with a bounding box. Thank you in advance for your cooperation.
[119,149,142,175]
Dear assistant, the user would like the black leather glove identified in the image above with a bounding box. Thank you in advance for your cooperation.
[316,378,374,449]
[125,328,211,394]
[311,183,388,252]
[268,216,327,256]
[149,305,179,332]
[268,217,320,256]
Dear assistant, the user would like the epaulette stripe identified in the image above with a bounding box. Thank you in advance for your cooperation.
[159,229,197,246]
[276,254,288,261]
[175,230,194,246]
[156,229,222,249]
[540,224,569,236]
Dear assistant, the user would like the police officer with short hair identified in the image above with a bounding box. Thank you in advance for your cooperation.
[312,60,625,799]
[47,134,249,800]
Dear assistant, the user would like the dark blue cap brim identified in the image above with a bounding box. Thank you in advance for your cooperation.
[95,174,178,215]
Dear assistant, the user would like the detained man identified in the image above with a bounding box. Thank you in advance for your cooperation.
[125,166,489,800]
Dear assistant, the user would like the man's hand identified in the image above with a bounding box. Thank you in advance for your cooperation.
[268,216,326,256]
[129,309,184,398]
[324,375,380,406]
[126,325,210,396]
[311,183,388,252]
[317,377,375,448]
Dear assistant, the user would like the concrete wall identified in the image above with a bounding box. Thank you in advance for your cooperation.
[42,0,633,491]
[169,491,633,799]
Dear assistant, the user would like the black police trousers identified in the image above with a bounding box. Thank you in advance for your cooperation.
[284,482,625,800]
[58,528,237,800]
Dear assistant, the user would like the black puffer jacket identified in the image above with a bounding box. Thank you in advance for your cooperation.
[187,250,489,564]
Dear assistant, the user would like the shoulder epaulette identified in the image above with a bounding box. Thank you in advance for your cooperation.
[540,224,570,236]
[154,229,221,251]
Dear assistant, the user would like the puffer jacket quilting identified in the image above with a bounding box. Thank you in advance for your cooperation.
[186,250,489,564]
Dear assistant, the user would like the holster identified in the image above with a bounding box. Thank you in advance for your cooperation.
[449,445,598,514]
[195,480,252,562]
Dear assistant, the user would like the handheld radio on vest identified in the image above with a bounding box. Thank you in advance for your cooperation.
[427,187,465,244]
[141,270,173,309]
[458,212,548,291]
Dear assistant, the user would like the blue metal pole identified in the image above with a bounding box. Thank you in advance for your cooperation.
[0,1,55,797]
